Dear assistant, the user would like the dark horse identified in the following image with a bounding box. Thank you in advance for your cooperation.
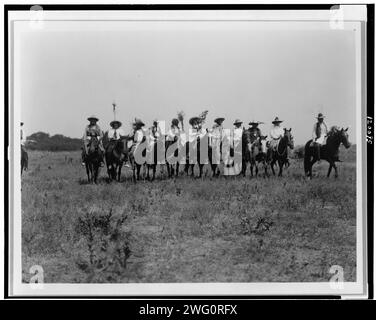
[267,128,294,177]
[105,136,130,182]
[304,126,351,178]
[84,136,102,184]
[21,146,28,175]
[184,134,208,178]
[165,136,181,178]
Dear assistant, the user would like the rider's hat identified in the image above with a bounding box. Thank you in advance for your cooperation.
[133,118,145,127]
[110,120,122,128]
[214,117,225,124]
[87,115,99,122]
[249,120,260,126]
[189,116,201,126]
[316,113,325,119]
[272,117,283,124]
[171,118,179,126]
[233,119,242,125]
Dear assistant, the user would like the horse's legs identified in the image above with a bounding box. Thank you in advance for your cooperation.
[270,161,276,176]
[278,159,283,177]
[199,164,204,178]
[255,162,259,177]
[152,165,156,181]
[175,163,179,177]
[136,165,141,180]
[333,162,338,178]
[327,163,333,177]
[146,165,151,181]
[166,162,171,178]
[117,164,122,182]
[86,164,91,183]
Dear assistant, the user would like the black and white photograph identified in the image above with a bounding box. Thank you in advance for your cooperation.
[4,4,373,299]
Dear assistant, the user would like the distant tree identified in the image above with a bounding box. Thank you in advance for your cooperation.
[26,131,82,151]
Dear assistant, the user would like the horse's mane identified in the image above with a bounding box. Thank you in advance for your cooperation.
[328,126,340,136]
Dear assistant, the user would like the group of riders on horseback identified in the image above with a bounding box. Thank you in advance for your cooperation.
[76,111,351,183]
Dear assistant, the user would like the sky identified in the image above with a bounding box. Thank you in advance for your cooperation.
[19,21,357,144]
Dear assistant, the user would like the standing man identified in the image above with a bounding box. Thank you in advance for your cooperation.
[269,117,284,150]
[312,113,328,162]
[20,122,26,149]
[82,115,105,166]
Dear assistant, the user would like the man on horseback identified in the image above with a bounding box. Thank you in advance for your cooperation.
[312,113,328,162]
[269,117,284,150]
[82,115,105,167]
[248,120,262,139]
[130,118,146,154]
[108,120,125,141]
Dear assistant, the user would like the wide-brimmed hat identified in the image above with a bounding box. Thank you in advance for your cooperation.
[133,118,145,127]
[249,120,260,126]
[214,117,225,124]
[316,113,325,119]
[189,116,201,126]
[87,115,99,122]
[110,120,122,128]
[153,119,159,124]
[272,117,283,124]
[233,119,242,125]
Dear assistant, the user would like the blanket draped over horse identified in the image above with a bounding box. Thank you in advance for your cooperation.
[304,126,350,178]
[267,128,294,177]
[84,136,102,183]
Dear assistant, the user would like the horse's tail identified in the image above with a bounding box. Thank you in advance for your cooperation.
[303,140,312,174]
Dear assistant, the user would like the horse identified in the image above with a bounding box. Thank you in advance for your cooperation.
[105,136,130,182]
[249,135,268,177]
[267,128,294,177]
[84,136,102,184]
[304,126,351,178]
[129,136,147,182]
[184,134,207,178]
[165,136,181,178]
[21,146,28,175]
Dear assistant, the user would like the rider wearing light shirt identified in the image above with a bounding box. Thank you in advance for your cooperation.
[269,117,284,150]
[107,120,125,140]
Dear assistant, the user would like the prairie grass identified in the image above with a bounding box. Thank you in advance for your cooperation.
[22,149,356,283]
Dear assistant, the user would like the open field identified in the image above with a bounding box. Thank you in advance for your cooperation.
[21,148,357,283]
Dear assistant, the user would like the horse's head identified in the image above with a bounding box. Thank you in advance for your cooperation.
[88,136,99,153]
[340,127,351,148]
[328,126,351,149]
[284,128,294,149]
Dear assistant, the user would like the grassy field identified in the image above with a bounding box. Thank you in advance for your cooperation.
[21,147,357,283]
